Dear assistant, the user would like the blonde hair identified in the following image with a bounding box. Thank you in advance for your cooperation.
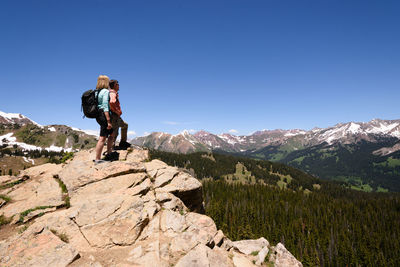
[96,75,110,89]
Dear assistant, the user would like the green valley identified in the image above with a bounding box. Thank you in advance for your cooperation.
[245,139,400,192]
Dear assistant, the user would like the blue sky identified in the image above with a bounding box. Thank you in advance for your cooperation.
[1,0,399,136]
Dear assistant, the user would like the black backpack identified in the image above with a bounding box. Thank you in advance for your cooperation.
[81,89,100,118]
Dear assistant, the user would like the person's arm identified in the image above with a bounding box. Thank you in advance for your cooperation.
[109,90,118,114]
[104,111,112,129]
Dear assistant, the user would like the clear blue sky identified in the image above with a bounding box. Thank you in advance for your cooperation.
[1,0,399,136]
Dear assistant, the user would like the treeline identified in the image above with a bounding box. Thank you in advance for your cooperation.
[203,180,400,266]
[0,146,65,159]
[149,150,324,191]
[0,146,73,168]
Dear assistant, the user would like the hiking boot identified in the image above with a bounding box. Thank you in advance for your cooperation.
[118,141,131,150]
[103,151,119,161]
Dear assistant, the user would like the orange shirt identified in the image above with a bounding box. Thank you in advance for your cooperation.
[109,89,122,116]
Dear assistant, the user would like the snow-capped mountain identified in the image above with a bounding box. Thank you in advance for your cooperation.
[304,119,400,145]
[132,119,400,155]
[133,130,208,154]
[0,111,98,152]
[0,111,42,126]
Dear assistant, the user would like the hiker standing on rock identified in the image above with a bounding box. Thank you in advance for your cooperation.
[109,79,131,149]
[94,75,114,163]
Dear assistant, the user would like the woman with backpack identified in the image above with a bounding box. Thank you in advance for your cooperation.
[94,75,114,164]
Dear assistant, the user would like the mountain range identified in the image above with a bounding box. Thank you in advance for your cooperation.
[2,110,400,191]
[132,119,400,154]
[132,119,400,191]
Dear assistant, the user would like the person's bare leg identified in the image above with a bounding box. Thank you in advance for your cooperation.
[107,135,114,154]
[95,136,107,160]
[112,129,119,147]
[120,121,128,143]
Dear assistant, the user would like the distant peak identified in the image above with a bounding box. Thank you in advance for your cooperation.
[193,130,212,136]
[0,110,42,127]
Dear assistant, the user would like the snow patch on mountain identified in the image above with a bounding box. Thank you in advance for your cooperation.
[347,122,361,134]
[284,130,307,137]
[23,156,35,164]
[366,122,399,135]
[0,132,72,152]
[0,111,23,120]
[217,134,238,145]
[71,127,99,137]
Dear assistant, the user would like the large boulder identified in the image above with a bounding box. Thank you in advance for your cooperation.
[0,148,302,267]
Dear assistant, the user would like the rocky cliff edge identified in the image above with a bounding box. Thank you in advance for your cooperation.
[0,148,302,267]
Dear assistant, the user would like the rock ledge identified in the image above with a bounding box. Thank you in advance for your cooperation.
[0,148,302,267]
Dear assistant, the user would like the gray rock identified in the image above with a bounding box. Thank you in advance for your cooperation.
[70,173,147,205]
[144,159,168,178]
[128,178,152,196]
[70,194,125,227]
[0,229,79,266]
[80,196,150,248]
[232,251,257,267]
[176,244,233,267]
[126,149,149,163]
[31,209,93,252]
[160,209,186,235]
[213,230,225,247]
[170,213,217,254]
[270,242,303,267]
[1,171,64,220]
[59,157,145,192]
[157,172,204,213]
[256,245,269,265]
[175,244,212,267]
[218,236,235,251]
[232,237,269,255]
[153,167,179,188]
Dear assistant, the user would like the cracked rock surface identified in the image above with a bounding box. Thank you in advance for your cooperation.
[0,148,302,267]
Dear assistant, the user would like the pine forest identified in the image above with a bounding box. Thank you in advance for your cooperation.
[150,150,400,266]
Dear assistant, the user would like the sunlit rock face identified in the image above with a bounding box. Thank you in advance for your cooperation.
[0,148,302,267]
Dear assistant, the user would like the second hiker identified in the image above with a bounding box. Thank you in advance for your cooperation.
[109,79,131,149]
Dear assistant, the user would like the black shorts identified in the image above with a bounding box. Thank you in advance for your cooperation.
[96,111,114,137]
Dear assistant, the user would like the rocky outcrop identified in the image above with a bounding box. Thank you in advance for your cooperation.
[0,147,302,266]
